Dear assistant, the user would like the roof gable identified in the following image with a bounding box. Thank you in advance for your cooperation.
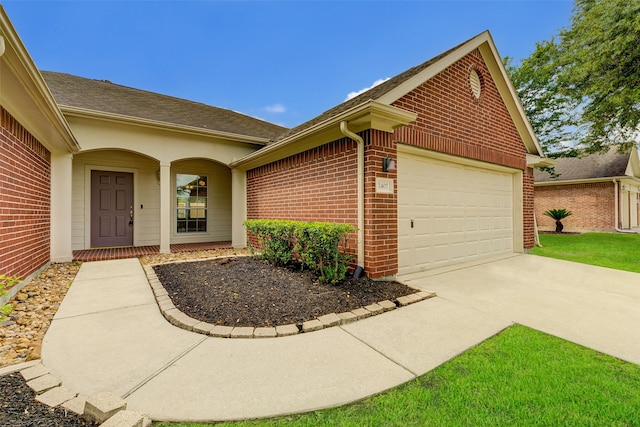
[534,146,640,182]
[41,71,288,141]
[0,6,78,153]
[275,31,543,157]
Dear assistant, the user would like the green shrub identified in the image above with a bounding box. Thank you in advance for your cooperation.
[244,219,297,266]
[244,219,355,284]
[0,274,19,321]
[295,222,355,284]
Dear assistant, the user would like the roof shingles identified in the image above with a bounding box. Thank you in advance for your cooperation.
[534,147,631,182]
[41,71,287,140]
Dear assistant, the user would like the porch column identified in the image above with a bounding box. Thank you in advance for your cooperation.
[50,151,73,262]
[159,162,171,254]
[231,168,247,248]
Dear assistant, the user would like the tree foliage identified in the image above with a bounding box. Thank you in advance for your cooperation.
[505,41,580,153]
[506,0,640,153]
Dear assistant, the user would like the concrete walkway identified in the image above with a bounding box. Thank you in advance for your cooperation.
[41,255,640,422]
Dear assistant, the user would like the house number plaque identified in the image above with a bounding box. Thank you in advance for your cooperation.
[375,177,394,194]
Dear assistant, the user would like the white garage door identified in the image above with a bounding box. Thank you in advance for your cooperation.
[398,151,515,275]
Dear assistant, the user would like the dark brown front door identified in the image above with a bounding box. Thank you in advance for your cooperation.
[91,170,134,247]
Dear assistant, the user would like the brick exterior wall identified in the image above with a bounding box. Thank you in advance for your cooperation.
[534,182,616,231]
[392,48,532,248]
[246,137,360,260]
[523,168,535,248]
[246,48,533,277]
[363,130,397,277]
[246,131,401,278]
[0,106,52,280]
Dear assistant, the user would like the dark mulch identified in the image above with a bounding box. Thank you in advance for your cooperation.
[153,256,417,328]
[0,373,94,426]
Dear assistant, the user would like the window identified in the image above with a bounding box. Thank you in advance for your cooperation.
[176,174,207,233]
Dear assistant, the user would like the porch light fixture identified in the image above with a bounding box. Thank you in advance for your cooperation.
[382,157,396,172]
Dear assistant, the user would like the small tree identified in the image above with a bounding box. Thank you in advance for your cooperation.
[544,209,573,233]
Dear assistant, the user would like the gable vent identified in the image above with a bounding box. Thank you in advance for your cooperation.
[469,69,482,99]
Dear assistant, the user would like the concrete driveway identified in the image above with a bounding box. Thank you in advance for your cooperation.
[40,254,640,422]
[401,254,640,366]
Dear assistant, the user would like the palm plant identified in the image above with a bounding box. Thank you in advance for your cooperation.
[544,208,573,233]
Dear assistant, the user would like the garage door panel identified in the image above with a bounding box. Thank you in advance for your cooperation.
[398,152,515,275]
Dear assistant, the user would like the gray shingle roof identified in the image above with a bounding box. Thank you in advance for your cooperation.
[534,147,631,182]
[40,71,288,140]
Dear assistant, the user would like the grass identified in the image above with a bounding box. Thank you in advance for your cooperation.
[156,325,640,427]
[532,232,640,273]
[156,231,640,427]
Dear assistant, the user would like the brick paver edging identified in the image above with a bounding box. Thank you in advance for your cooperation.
[0,361,152,427]
[142,256,436,338]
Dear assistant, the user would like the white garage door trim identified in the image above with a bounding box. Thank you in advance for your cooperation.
[397,144,523,276]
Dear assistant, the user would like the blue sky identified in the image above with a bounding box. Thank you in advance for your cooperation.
[2,1,574,128]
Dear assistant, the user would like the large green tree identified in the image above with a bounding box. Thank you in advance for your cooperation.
[507,0,640,153]
[505,41,580,154]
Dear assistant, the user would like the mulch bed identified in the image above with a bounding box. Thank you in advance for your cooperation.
[153,256,417,328]
[0,373,93,426]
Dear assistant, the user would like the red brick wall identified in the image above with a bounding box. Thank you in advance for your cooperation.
[392,48,531,247]
[363,130,397,277]
[534,182,615,230]
[246,137,360,259]
[523,168,535,248]
[246,49,534,276]
[247,138,358,223]
[0,106,52,280]
[246,131,401,278]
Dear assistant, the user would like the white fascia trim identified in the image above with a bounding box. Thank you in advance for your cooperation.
[478,35,545,158]
[376,33,491,106]
[377,30,545,159]
[230,100,417,170]
[534,176,640,187]
[0,6,80,153]
[60,105,270,146]
[625,146,640,178]
[527,154,555,168]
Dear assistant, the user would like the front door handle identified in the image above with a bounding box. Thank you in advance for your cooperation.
[129,206,134,226]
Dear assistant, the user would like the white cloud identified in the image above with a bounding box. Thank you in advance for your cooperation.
[265,103,286,114]
[345,77,390,101]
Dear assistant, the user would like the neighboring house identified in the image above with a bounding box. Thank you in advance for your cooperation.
[1,6,547,282]
[535,147,640,232]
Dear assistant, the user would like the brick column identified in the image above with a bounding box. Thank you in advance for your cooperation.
[363,129,398,278]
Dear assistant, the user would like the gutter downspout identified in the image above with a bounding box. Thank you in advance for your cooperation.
[614,180,638,234]
[339,121,365,271]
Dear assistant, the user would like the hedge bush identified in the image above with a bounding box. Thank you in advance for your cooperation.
[244,219,355,284]
[244,219,296,267]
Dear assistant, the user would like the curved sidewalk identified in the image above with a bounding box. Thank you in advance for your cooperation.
[42,255,640,422]
[41,258,508,422]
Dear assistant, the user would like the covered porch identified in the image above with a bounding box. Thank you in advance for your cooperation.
[72,241,233,262]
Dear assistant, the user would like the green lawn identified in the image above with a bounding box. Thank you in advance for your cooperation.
[532,232,640,273]
[156,325,640,427]
[156,232,640,427]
